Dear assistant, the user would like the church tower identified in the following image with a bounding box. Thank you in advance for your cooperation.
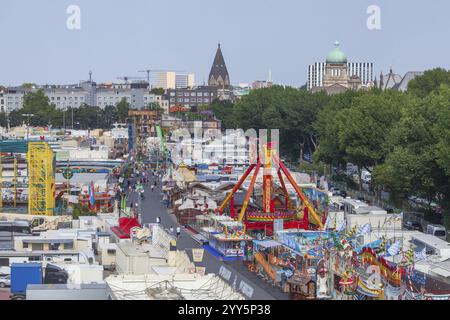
[208,44,230,88]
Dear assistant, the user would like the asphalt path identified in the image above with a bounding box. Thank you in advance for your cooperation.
[124,172,289,300]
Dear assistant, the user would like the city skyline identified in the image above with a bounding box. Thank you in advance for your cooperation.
[0,0,449,87]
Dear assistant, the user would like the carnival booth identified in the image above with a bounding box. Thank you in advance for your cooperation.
[201,215,252,259]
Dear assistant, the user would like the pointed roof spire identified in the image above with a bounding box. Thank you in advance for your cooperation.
[208,44,230,88]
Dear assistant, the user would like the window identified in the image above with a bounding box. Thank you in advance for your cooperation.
[32,243,44,250]
[64,242,74,250]
[435,230,446,237]
[0,258,8,267]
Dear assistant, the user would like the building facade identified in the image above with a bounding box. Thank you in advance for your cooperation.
[307,45,374,91]
[154,72,195,89]
[175,73,195,89]
[1,83,164,112]
[309,42,374,95]
[164,86,219,108]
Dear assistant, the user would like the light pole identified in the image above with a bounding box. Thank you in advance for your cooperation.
[22,113,34,141]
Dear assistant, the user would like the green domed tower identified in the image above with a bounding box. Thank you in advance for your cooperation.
[323,41,349,88]
[326,41,347,64]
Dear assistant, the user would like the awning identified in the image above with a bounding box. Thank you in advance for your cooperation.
[253,240,281,249]
[23,239,74,244]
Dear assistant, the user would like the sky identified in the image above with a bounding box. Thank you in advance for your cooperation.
[0,0,449,87]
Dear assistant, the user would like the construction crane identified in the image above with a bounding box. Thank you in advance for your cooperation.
[116,76,146,84]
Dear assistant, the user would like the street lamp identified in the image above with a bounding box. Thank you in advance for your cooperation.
[21,113,34,141]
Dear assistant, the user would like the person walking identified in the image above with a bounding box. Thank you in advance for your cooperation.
[151,184,154,192]
[156,216,161,224]
[176,226,181,238]
[170,226,174,234]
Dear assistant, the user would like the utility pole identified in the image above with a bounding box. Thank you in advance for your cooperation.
[22,113,34,141]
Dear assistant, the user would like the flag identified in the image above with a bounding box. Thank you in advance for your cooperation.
[336,221,346,232]
[387,240,401,256]
[324,215,332,229]
[356,223,372,236]
[88,181,95,206]
[414,247,427,262]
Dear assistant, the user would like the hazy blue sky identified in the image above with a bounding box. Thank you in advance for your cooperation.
[0,0,449,87]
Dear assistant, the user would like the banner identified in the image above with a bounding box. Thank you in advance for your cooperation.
[192,248,205,262]
[195,266,206,276]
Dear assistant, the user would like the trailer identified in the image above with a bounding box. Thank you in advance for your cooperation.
[10,263,43,300]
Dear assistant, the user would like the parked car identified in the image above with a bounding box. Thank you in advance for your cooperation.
[426,224,447,240]
[403,221,423,232]
[0,275,10,288]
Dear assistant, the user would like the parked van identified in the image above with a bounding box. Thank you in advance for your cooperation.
[426,224,447,240]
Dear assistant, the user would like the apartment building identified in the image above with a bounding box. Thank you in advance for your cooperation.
[1,83,164,111]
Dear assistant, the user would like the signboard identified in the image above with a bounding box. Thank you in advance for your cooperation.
[62,167,74,180]
[195,267,206,276]
[239,281,254,298]
[218,266,232,281]
[192,248,204,262]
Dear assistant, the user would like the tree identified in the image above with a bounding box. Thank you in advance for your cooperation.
[223,86,328,160]
[0,112,7,127]
[150,87,165,95]
[210,100,235,128]
[21,89,60,126]
[73,104,103,129]
[313,90,362,166]
[373,85,450,213]
[102,105,118,128]
[407,68,450,98]
[336,90,412,174]
[116,98,130,122]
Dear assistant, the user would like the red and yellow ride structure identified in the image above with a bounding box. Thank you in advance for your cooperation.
[217,142,324,235]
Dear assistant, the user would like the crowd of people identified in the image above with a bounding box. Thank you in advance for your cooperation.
[111,162,181,238]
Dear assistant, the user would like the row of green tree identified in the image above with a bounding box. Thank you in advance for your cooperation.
[209,68,450,217]
[0,89,131,129]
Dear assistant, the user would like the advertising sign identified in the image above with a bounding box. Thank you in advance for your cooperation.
[195,267,206,276]
[192,248,205,262]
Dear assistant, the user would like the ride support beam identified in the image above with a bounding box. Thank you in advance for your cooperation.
[238,160,261,223]
[277,169,294,210]
[218,163,256,213]
[273,155,324,229]
[262,144,273,213]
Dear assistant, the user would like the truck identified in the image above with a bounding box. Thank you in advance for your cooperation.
[10,263,69,300]
[10,263,43,300]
